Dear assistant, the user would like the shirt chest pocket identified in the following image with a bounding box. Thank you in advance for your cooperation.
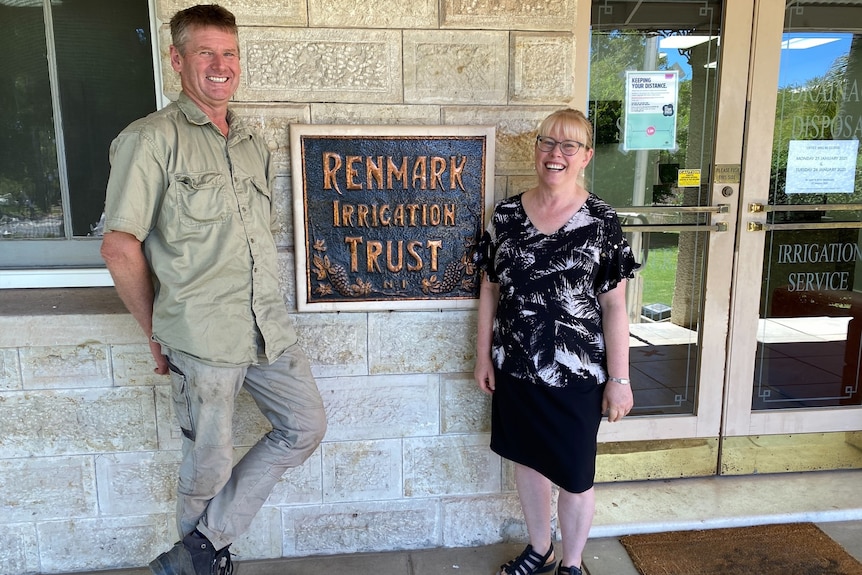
[173,172,230,226]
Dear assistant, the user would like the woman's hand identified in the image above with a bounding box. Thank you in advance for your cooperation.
[474,354,496,394]
[475,276,500,395]
[602,380,633,422]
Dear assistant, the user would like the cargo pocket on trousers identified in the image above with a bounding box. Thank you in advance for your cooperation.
[168,361,196,441]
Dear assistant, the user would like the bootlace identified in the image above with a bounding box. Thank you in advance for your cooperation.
[214,547,233,575]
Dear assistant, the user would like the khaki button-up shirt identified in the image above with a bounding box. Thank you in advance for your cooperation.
[104,92,297,366]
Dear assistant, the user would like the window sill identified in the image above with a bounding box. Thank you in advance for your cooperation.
[0,287,143,348]
[0,268,113,289]
[0,287,128,316]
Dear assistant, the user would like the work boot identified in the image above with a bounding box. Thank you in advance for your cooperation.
[214,545,234,575]
[149,530,233,575]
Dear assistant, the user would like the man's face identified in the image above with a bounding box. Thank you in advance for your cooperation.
[170,26,240,114]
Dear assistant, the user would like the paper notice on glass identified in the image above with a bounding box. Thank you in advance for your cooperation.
[785,139,859,194]
[623,71,679,151]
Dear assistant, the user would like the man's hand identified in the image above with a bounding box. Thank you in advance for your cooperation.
[102,231,168,376]
[149,339,169,375]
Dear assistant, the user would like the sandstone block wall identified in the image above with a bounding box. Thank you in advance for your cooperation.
[0,0,581,571]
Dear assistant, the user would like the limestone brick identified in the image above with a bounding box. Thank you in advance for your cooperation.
[229,506,284,560]
[232,103,310,177]
[502,458,518,491]
[368,310,476,375]
[311,103,441,125]
[272,175,294,249]
[0,456,96,522]
[156,0,307,27]
[440,0,576,31]
[236,28,403,104]
[0,314,144,347]
[0,388,157,458]
[317,374,439,441]
[110,344,169,387]
[265,447,324,505]
[511,32,575,104]
[308,0,437,29]
[322,439,402,502]
[440,493,526,547]
[403,31,509,105]
[293,312,368,378]
[443,106,559,175]
[403,434,500,497]
[95,451,180,516]
[94,447,322,530]
[282,499,439,554]
[0,348,20,390]
[157,25,178,100]
[493,175,509,204]
[278,250,298,312]
[440,373,492,434]
[0,523,38,575]
[20,344,110,389]
[507,174,538,197]
[234,388,289,446]
[37,514,168,572]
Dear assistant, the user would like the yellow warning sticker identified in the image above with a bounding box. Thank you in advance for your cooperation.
[678,169,701,187]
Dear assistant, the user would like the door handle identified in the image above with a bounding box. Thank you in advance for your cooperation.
[619,205,729,233]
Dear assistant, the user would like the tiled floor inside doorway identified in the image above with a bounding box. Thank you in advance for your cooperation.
[628,315,860,415]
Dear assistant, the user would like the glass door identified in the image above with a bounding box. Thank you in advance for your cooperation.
[722,0,862,473]
[588,0,749,474]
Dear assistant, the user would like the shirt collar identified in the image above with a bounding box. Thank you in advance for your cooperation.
[175,92,252,140]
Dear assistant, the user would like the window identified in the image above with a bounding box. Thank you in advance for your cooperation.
[0,0,157,280]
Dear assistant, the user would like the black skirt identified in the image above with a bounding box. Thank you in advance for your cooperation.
[490,368,604,493]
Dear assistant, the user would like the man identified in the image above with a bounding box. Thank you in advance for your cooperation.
[101,5,326,575]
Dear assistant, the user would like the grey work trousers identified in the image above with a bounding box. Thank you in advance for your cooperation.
[165,343,326,550]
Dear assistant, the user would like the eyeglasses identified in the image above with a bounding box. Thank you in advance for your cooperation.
[536,135,585,156]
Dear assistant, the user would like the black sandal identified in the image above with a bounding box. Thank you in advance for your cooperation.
[498,543,556,575]
[556,563,582,575]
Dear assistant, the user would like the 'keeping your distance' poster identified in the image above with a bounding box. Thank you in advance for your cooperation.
[624,71,679,151]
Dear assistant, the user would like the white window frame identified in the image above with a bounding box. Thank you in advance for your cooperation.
[1,0,163,289]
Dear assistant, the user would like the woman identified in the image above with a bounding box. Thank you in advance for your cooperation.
[474,108,638,575]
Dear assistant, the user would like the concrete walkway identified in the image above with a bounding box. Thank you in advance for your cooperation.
[69,469,862,575]
[215,520,862,575]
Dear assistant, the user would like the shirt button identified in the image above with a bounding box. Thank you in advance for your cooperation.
[250,238,255,243]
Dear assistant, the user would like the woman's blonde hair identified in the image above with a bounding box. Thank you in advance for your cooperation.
[537,108,593,149]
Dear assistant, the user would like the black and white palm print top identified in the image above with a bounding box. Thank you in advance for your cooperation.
[477,192,639,389]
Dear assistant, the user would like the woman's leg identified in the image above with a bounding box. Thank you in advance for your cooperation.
[557,486,595,570]
[514,463,554,558]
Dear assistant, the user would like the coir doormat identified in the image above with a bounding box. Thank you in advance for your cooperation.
[619,522,862,575]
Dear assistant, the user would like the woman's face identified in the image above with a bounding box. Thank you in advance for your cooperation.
[534,124,594,189]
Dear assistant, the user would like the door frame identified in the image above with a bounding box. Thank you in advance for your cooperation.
[591,0,754,445]
[723,0,862,437]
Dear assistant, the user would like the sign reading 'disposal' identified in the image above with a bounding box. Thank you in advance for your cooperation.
[291,124,496,312]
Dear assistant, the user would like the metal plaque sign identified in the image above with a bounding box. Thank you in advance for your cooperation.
[291,124,496,312]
